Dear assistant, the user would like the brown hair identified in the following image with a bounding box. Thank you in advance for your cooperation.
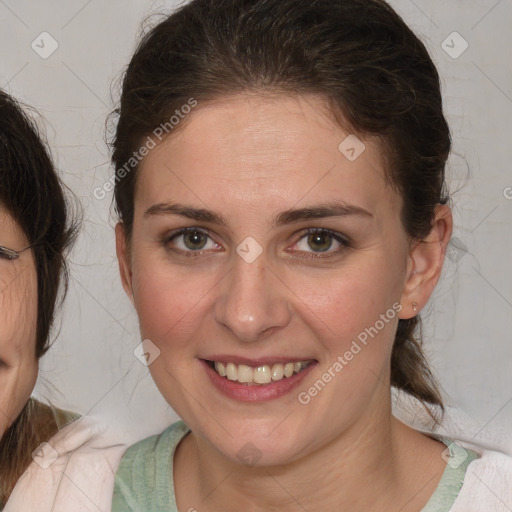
[111,0,448,415]
[0,89,78,504]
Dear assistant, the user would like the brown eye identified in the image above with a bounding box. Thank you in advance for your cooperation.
[306,231,334,252]
[290,228,351,258]
[182,231,208,250]
[162,227,222,258]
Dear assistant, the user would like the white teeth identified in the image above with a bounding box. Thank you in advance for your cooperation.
[226,362,237,381]
[284,363,294,378]
[237,364,253,383]
[213,360,311,385]
[216,361,227,377]
[271,364,284,381]
[254,365,271,384]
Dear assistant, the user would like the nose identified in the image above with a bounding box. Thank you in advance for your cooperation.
[213,251,292,343]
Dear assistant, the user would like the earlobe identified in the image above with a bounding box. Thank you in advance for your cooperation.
[115,222,134,303]
[399,204,453,319]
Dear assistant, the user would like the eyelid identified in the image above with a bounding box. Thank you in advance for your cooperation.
[286,227,352,257]
[162,226,351,258]
[162,227,223,256]
[297,227,351,245]
[162,226,218,244]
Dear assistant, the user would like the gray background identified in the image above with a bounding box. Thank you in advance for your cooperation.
[1,0,511,440]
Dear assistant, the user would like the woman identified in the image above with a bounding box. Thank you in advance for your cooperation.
[0,89,78,506]
[110,0,511,510]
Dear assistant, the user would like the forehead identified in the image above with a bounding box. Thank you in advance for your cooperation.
[135,93,396,218]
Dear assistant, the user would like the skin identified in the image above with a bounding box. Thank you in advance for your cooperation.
[0,207,38,437]
[117,92,453,511]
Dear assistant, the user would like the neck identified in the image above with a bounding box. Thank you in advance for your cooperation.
[175,396,446,512]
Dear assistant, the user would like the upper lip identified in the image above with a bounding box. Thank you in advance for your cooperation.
[201,355,316,366]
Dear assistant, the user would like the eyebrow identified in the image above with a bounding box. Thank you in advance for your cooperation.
[144,201,373,229]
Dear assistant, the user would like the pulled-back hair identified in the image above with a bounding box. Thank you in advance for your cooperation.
[112,0,449,415]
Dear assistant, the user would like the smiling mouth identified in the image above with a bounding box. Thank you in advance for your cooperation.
[205,360,314,386]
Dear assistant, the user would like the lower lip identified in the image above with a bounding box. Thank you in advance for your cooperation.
[200,359,317,402]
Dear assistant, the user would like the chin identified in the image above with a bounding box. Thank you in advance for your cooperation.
[197,419,310,468]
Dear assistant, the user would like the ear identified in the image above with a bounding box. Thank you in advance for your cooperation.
[399,204,453,319]
[115,222,134,303]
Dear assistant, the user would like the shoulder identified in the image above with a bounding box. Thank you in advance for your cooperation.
[113,420,190,510]
[114,420,190,481]
[24,398,78,434]
[0,399,76,505]
[5,415,127,512]
[449,441,512,510]
[118,419,190,465]
[393,390,512,510]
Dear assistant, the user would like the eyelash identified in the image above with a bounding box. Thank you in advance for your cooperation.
[161,227,352,259]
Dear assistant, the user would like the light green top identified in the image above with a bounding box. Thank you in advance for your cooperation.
[112,421,479,512]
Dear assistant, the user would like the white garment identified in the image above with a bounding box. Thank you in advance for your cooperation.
[5,393,512,511]
[393,390,512,511]
[4,416,126,512]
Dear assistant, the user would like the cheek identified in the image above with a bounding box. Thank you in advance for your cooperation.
[0,267,38,434]
[289,254,404,341]
[0,266,38,358]
[130,254,218,349]
[0,359,38,435]
[285,254,405,418]
[131,240,405,352]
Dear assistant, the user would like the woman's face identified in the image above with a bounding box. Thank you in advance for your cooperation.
[0,207,38,436]
[117,93,447,465]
